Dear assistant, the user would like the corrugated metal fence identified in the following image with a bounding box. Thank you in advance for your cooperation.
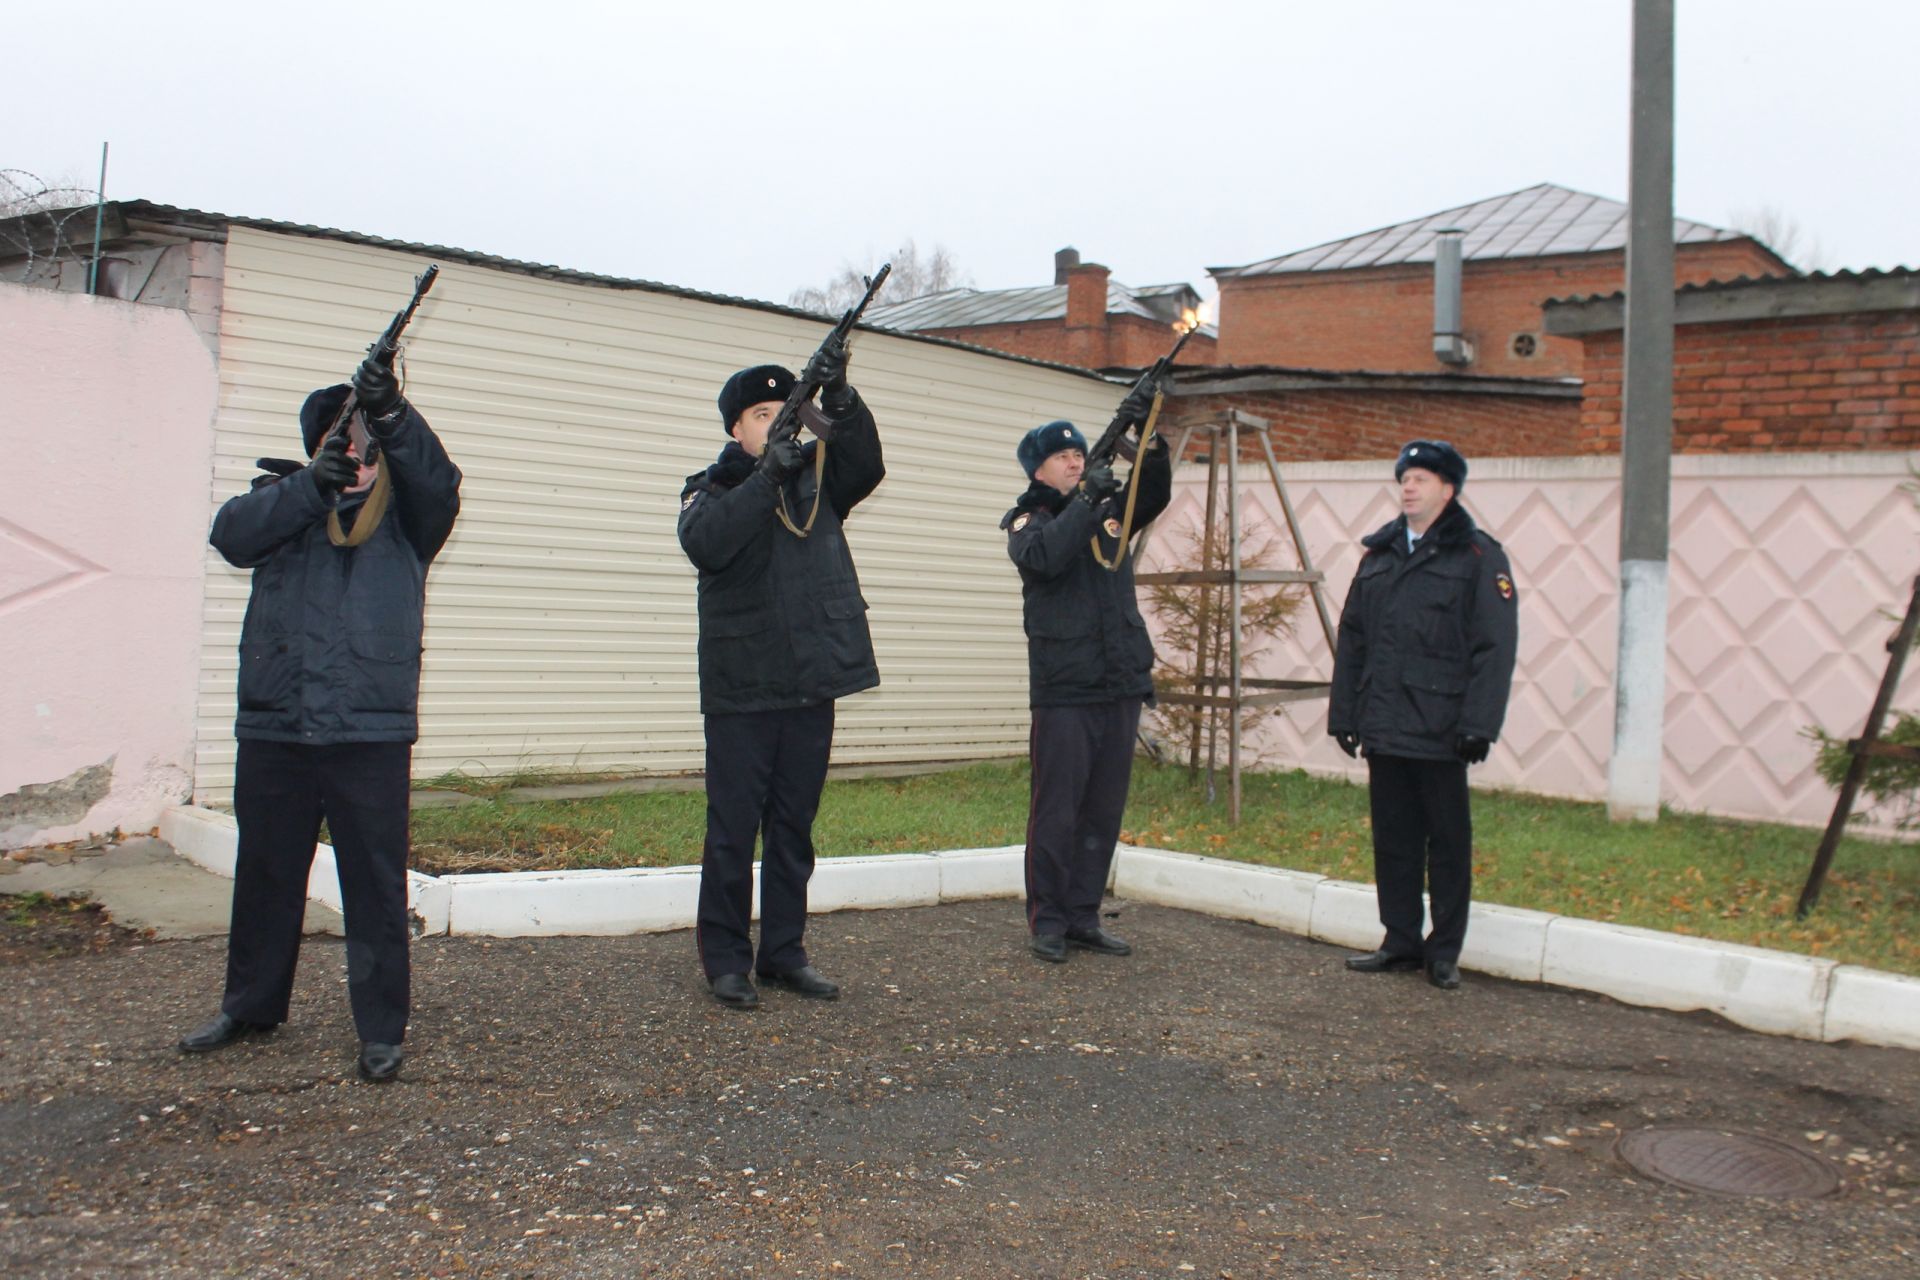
[194,228,1125,803]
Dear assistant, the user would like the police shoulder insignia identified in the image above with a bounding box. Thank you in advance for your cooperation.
[1103,517,1122,538]
[1011,513,1031,532]
[1495,572,1514,601]
[681,492,698,510]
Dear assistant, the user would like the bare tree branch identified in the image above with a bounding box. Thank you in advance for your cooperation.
[790,239,972,314]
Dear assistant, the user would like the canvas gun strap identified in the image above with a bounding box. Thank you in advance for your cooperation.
[1091,390,1164,571]
[326,458,393,548]
[774,441,828,539]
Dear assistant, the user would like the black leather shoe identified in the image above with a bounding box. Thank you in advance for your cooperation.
[1344,949,1424,973]
[1028,932,1068,963]
[358,1042,404,1082]
[1427,958,1462,990]
[177,1012,275,1053]
[757,965,840,1000]
[709,973,760,1009]
[1066,926,1133,956]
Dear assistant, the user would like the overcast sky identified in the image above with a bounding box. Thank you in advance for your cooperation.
[6,1,1913,311]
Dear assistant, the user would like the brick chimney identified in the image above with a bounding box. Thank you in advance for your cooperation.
[1065,262,1110,330]
[1054,246,1081,284]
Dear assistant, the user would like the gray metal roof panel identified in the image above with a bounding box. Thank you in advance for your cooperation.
[1212,183,1748,277]
[865,279,1164,330]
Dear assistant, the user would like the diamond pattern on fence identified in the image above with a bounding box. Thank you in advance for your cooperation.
[1142,461,1920,827]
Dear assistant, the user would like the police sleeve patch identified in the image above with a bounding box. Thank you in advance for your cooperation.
[1495,572,1514,601]
[682,492,699,510]
[1103,517,1122,538]
[1011,513,1031,532]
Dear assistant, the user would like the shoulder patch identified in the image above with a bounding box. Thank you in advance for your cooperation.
[1103,516,1121,538]
[1495,571,1514,601]
[1011,512,1031,532]
[681,492,699,510]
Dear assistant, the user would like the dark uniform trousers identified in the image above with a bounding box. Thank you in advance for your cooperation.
[222,739,413,1044]
[1367,753,1473,964]
[1025,698,1142,936]
[698,702,835,978]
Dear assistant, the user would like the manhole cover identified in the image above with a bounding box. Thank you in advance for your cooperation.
[1616,1127,1840,1198]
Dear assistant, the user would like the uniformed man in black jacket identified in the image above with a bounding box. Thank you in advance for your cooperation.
[1003,394,1167,963]
[1328,440,1517,990]
[678,339,882,1009]
[179,357,462,1081]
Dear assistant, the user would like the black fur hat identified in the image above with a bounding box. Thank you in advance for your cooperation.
[1017,420,1089,478]
[718,364,795,432]
[299,384,354,456]
[1394,439,1467,490]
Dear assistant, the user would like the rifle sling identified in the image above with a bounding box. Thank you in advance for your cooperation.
[774,440,827,539]
[326,457,392,548]
[1091,390,1163,572]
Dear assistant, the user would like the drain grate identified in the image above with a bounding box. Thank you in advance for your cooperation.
[1616,1127,1841,1199]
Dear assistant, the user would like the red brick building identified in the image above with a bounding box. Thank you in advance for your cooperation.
[1154,367,1583,464]
[865,248,1217,370]
[1210,183,1790,378]
[1543,269,1920,453]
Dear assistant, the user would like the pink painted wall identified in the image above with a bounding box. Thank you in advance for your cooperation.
[0,285,218,848]
[1141,452,1920,828]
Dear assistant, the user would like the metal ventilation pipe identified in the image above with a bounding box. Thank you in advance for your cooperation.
[1432,228,1472,366]
[1054,246,1081,285]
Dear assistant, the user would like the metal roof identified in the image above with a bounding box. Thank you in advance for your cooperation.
[865,278,1213,335]
[11,199,1117,382]
[1543,267,1919,335]
[1211,183,1757,278]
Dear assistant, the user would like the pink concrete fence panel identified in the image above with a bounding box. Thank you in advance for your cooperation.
[1140,453,1920,828]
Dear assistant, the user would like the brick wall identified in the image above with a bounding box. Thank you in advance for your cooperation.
[1215,240,1783,377]
[1574,310,1920,453]
[1155,387,1583,463]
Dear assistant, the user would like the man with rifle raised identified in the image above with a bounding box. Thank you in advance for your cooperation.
[676,269,890,1009]
[1003,328,1189,964]
[179,266,460,1083]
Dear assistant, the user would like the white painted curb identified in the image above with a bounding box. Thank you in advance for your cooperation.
[1540,917,1837,1040]
[154,806,1919,1051]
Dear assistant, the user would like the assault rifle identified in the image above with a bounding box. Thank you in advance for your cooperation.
[320,263,440,459]
[252,264,440,490]
[1085,323,1196,469]
[765,261,891,451]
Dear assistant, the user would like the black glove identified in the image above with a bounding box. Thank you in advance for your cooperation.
[1117,386,1155,428]
[1454,734,1491,765]
[1335,732,1360,759]
[309,434,358,498]
[353,355,405,422]
[759,436,805,482]
[1078,461,1122,505]
[804,337,852,413]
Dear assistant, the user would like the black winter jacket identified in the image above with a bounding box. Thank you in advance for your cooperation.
[678,392,884,716]
[211,405,462,745]
[1327,500,1518,761]
[1002,437,1172,708]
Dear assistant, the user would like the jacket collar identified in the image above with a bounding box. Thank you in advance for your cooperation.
[1002,480,1071,528]
[1361,497,1476,552]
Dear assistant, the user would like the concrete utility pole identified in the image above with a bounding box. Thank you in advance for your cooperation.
[1608,0,1675,822]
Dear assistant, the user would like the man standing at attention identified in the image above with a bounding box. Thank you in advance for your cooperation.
[678,337,883,1009]
[1328,440,1518,990]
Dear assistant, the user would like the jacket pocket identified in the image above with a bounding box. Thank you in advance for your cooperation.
[820,595,874,677]
[237,635,297,712]
[346,631,423,713]
[1401,659,1467,740]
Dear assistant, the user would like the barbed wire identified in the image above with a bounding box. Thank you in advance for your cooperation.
[0,169,103,284]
